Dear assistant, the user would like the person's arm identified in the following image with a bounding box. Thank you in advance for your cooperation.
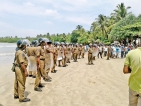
[18,53,28,77]
[123,53,131,74]
[37,56,40,69]
[123,65,131,74]
[35,48,41,69]
[20,63,28,77]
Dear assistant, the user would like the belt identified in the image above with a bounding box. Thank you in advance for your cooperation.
[40,59,45,60]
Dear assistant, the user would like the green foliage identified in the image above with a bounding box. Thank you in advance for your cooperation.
[109,14,141,41]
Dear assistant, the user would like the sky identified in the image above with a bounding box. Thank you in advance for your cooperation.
[0,0,141,37]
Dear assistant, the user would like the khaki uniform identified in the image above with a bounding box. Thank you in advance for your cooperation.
[45,45,55,73]
[26,47,37,77]
[65,46,71,63]
[88,47,93,64]
[107,46,110,60]
[35,46,47,89]
[57,46,64,66]
[78,46,82,59]
[61,46,65,66]
[44,45,51,74]
[70,46,73,60]
[81,46,85,58]
[14,49,28,101]
[63,46,68,66]
[73,46,78,62]
[51,46,58,72]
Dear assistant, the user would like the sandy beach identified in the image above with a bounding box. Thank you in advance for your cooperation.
[0,53,129,106]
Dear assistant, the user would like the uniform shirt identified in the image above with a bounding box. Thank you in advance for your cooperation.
[78,47,82,52]
[124,47,141,93]
[73,47,78,54]
[37,46,45,59]
[54,46,58,55]
[15,49,28,66]
[57,46,64,57]
[81,46,85,53]
[26,47,38,56]
[88,47,93,53]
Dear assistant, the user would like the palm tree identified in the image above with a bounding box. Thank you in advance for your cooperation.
[96,14,108,38]
[76,25,83,30]
[111,3,131,20]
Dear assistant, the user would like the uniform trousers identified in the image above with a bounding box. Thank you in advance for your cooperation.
[88,53,93,64]
[14,67,26,101]
[35,60,46,88]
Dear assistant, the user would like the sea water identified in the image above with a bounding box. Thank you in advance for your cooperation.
[0,43,16,65]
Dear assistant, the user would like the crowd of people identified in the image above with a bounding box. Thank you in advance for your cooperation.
[13,38,87,102]
[13,37,135,102]
[92,43,135,60]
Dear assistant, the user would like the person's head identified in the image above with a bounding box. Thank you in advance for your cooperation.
[38,38,46,46]
[47,40,52,46]
[32,40,38,47]
[89,43,92,47]
[17,39,27,50]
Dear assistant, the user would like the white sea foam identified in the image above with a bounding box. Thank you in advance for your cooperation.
[0,53,15,56]
[0,46,16,48]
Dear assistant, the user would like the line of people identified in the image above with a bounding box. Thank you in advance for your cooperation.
[13,38,86,102]
[96,44,134,59]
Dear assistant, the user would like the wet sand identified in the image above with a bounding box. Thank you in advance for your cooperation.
[0,53,129,106]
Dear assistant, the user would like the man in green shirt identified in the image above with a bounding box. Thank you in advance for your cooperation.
[123,47,141,106]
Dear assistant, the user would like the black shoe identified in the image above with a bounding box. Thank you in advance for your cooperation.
[38,84,45,88]
[44,78,52,82]
[51,71,56,73]
[32,76,36,78]
[14,96,19,99]
[34,87,42,92]
[29,75,32,77]
[54,70,57,73]
[58,65,61,67]
[19,98,30,102]
[91,63,94,65]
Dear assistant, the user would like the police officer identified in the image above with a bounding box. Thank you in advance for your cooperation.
[72,44,78,62]
[51,42,58,73]
[26,40,38,78]
[88,44,94,65]
[45,40,55,76]
[34,38,49,92]
[61,42,66,67]
[14,39,30,102]
[78,44,82,59]
[57,43,63,67]
[107,44,111,60]
[65,43,71,63]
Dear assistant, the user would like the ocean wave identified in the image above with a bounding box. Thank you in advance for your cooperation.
[0,46,16,48]
[0,53,15,56]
